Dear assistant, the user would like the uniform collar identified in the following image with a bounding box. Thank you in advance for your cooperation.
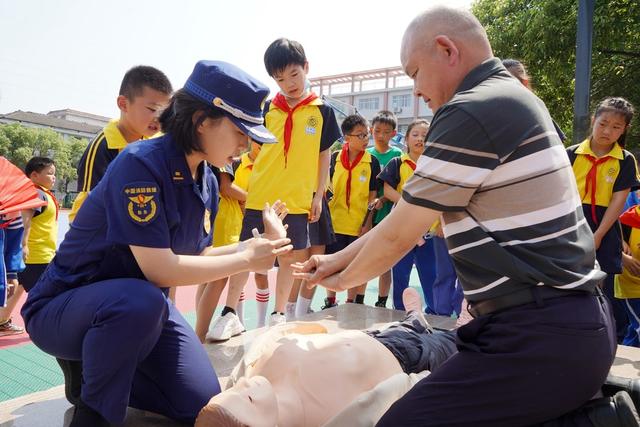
[400,153,413,162]
[162,135,213,205]
[454,57,505,95]
[575,138,624,160]
[104,120,128,150]
[241,152,254,168]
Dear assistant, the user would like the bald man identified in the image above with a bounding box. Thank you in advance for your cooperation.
[293,6,639,427]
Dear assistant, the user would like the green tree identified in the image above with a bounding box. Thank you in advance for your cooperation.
[472,0,640,149]
[0,123,88,193]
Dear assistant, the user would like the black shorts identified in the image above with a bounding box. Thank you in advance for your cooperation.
[240,209,310,250]
[326,233,358,255]
[309,197,335,247]
[19,263,49,292]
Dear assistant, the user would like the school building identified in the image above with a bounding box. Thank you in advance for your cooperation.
[0,109,108,141]
[309,66,434,134]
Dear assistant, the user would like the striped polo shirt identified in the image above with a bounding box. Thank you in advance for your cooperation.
[402,58,603,302]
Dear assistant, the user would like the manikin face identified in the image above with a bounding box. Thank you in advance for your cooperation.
[118,86,170,138]
[210,376,278,427]
[406,123,428,156]
[30,164,56,190]
[345,124,370,152]
[590,111,628,153]
[272,63,309,102]
[197,116,249,168]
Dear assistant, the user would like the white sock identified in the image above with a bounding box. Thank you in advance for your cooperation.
[256,289,269,328]
[237,292,246,324]
[285,302,297,319]
[295,296,312,318]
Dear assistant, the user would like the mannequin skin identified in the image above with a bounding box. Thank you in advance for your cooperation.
[195,288,450,427]
[197,323,403,427]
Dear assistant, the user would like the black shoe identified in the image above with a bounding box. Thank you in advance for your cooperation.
[586,391,640,427]
[56,358,82,406]
[321,298,337,310]
[542,391,640,427]
[374,301,386,308]
[69,399,109,427]
[604,375,640,412]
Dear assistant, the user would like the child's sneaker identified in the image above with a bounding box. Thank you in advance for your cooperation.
[269,312,287,326]
[321,298,338,310]
[0,319,24,336]
[206,312,245,342]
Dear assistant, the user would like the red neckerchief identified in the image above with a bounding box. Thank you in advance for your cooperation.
[620,206,640,228]
[271,92,318,167]
[39,185,59,220]
[340,143,365,210]
[583,154,612,225]
[403,158,417,171]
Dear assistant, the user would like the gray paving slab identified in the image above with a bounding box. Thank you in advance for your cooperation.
[1,304,638,427]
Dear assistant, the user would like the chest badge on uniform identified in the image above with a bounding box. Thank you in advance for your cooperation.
[124,185,158,224]
[204,208,212,234]
[305,116,318,135]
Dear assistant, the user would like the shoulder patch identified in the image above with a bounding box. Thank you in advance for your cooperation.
[123,182,159,225]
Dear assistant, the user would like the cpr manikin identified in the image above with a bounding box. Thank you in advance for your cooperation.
[196,289,457,427]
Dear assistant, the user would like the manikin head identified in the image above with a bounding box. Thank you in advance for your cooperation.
[195,376,278,427]
[400,5,493,113]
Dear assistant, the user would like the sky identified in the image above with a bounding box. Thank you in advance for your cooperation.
[0,0,472,119]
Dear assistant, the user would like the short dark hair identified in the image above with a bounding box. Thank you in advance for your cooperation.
[158,89,225,154]
[119,65,173,100]
[341,114,369,135]
[264,38,307,77]
[371,110,397,130]
[593,97,635,148]
[502,58,529,85]
[25,157,54,176]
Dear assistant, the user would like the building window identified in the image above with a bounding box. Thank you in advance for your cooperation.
[358,97,379,111]
[391,94,411,110]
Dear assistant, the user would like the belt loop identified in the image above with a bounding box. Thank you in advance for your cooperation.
[532,287,544,308]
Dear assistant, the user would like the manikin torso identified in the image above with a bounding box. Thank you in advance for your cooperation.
[243,328,403,427]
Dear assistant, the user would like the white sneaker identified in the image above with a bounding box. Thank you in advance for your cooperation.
[269,312,287,326]
[206,312,245,342]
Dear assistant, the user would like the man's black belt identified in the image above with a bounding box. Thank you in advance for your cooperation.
[467,286,594,318]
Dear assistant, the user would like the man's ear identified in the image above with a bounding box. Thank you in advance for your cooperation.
[116,95,129,113]
[303,61,309,74]
[434,35,459,66]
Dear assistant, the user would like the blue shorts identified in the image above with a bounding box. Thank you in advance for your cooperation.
[4,226,25,277]
[326,233,358,254]
[309,196,335,247]
[240,209,309,251]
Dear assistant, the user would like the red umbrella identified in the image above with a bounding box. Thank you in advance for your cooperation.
[0,156,47,216]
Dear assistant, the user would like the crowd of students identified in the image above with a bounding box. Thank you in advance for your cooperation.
[2,39,639,350]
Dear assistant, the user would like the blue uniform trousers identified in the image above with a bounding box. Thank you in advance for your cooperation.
[25,279,220,424]
[392,239,436,311]
[604,273,630,343]
[377,292,616,427]
[622,297,640,347]
[431,236,463,316]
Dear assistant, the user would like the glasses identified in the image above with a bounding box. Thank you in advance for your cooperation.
[347,133,370,141]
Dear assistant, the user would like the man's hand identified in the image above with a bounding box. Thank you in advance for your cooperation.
[622,253,640,276]
[309,194,323,223]
[292,252,348,287]
[22,245,29,262]
[263,201,288,240]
